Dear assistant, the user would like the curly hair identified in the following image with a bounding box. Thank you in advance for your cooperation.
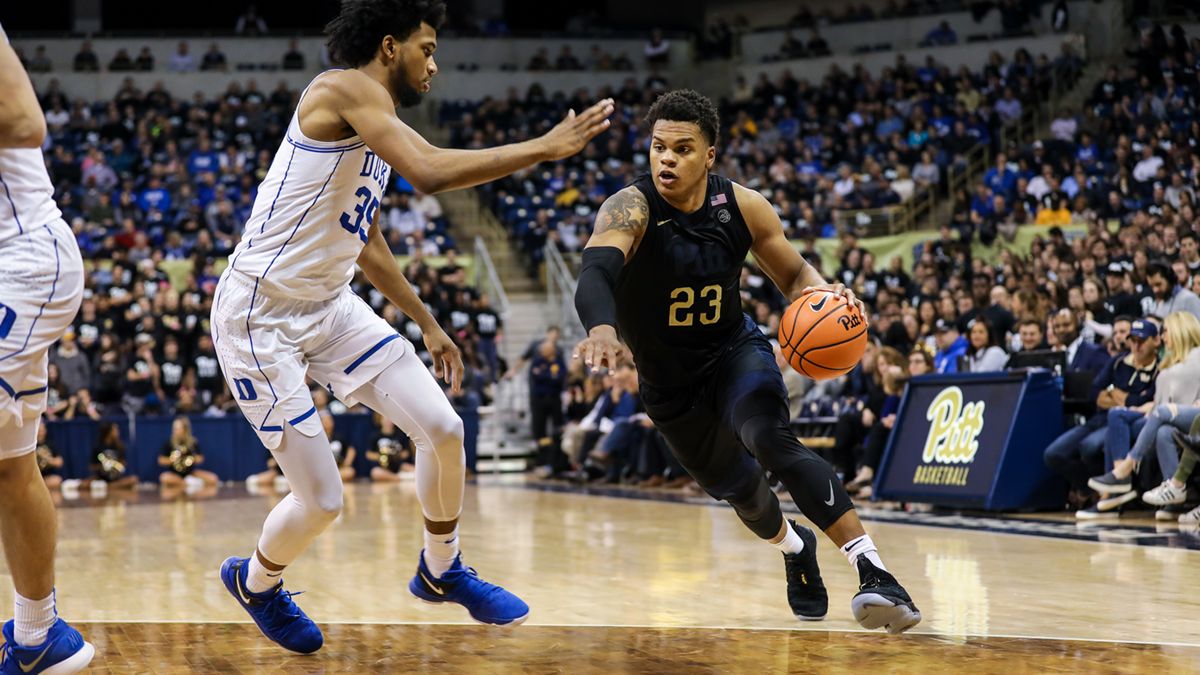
[644,89,720,146]
[325,0,447,68]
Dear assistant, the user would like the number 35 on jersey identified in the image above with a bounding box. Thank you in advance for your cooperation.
[340,151,390,242]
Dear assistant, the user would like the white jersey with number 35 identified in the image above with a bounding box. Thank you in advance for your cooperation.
[228,77,391,301]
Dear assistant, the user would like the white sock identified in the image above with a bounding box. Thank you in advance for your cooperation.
[771,521,805,555]
[14,589,56,647]
[841,534,887,572]
[245,553,284,594]
[423,526,459,578]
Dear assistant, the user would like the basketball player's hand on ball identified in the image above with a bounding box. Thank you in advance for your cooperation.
[802,283,865,315]
[573,325,625,373]
[541,98,615,160]
[426,328,464,394]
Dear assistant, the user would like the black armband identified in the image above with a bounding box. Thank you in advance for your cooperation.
[575,246,624,333]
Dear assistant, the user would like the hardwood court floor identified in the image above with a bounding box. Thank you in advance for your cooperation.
[4,480,1200,672]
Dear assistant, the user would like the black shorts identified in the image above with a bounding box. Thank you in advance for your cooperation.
[639,329,786,498]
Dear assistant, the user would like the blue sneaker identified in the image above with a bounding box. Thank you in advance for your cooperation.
[408,552,529,625]
[1,618,94,674]
[220,556,323,653]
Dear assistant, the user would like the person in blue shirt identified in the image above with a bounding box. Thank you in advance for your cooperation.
[983,153,1017,198]
[187,136,220,176]
[921,21,958,46]
[934,319,969,373]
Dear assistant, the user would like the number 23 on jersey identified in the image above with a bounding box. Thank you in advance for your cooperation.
[669,285,722,326]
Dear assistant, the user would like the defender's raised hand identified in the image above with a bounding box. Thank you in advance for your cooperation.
[541,98,615,160]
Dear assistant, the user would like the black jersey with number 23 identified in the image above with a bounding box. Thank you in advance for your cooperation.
[615,173,753,388]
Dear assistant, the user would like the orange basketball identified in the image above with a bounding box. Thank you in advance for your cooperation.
[778,290,869,380]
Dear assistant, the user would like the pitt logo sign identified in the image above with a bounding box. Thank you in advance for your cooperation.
[837,313,863,331]
[913,387,985,486]
[923,387,984,463]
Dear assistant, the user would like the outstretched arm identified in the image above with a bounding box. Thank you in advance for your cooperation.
[736,184,864,313]
[357,217,462,393]
[325,70,613,194]
[572,187,649,371]
[0,25,46,148]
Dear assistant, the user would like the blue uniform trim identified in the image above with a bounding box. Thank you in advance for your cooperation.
[261,153,344,280]
[0,377,46,399]
[210,281,226,346]
[0,225,60,364]
[245,278,281,433]
[344,334,401,375]
[288,405,318,427]
[285,135,365,153]
[230,144,297,273]
[0,170,23,235]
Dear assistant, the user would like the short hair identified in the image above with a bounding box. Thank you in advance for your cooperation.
[1113,314,1134,326]
[1019,318,1043,330]
[1146,261,1173,282]
[1183,231,1199,244]
[645,89,720,147]
[325,0,447,68]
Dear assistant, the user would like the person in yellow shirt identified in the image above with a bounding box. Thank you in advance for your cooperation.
[1035,195,1072,226]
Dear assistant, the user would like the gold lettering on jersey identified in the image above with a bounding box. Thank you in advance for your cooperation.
[921,386,985,465]
[668,287,695,326]
[668,285,722,327]
[698,285,721,325]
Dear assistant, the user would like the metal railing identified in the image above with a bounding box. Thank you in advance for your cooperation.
[543,242,584,344]
[473,235,510,320]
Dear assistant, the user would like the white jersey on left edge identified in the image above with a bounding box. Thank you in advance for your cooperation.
[228,75,391,301]
[0,146,63,247]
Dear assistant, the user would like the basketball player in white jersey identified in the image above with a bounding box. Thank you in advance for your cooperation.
[215,0,614,651]
[0,26,94,675]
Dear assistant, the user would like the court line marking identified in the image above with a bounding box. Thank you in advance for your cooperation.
[495,480,1200,553]
[66,620,1200,648]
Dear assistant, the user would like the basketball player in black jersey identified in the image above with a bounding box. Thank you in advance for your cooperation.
[573,90,921,633]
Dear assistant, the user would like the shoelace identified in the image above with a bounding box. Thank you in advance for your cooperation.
[445,566,507,601]
[259,589,306,622]
[784,553,813,587]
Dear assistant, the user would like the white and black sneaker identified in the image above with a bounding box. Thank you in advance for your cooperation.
[1156,504,1191,521]
[851,557,922,634]
[1143,481,1188,506]
[1096,490,1138,511]
[1180,505,1200,525]
[1088,472,1133,494]
[1075,505,1120,520]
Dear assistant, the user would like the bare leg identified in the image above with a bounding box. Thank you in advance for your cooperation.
[0,453,56,600]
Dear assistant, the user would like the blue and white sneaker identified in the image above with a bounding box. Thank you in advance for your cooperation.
[220,556,323,653]
[408,552,529,626]
[1,618,94,675]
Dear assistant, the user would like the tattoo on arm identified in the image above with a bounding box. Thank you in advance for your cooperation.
[594,188,648,236]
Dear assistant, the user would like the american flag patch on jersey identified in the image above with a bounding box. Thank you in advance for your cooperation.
[710,193,727,206]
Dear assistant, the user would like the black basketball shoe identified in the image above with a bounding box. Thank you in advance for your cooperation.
[782,520,828,621]
[851,557,922,634]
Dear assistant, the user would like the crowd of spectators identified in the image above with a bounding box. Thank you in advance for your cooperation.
[784,0,1044,32]
[14,39,311,74]
[442,42,1081,273]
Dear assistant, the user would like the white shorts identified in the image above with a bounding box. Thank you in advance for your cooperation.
[0,220,83,456]
[211,270,409,449]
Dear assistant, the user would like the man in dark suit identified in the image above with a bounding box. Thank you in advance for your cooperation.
[1053,308,1111,375]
